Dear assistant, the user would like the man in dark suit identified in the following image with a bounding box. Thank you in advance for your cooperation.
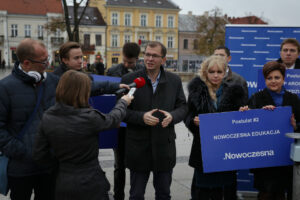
[121,41,187,200]
[277,38,300,69]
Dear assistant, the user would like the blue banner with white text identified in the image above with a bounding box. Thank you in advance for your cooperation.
[257,69,300,97]
[199,107,293,173]
[225,25,300,97]
[90,75,121,149]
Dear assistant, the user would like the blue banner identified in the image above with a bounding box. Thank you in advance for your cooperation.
[257,69,300,97]
[225,25,300,97]
[199,107,293,173]
[90,74,121,149]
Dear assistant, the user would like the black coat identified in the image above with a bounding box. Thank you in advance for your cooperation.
[107,63,144,77]
[248,88,300,191]
[0,63,59,176]
[185,76,246,171]
[277,58,300,69]
[121,67,187,172]
[33,100,128,200]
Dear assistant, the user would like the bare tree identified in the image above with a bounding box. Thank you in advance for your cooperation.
[196,7,228,56]
[45,0,90,42]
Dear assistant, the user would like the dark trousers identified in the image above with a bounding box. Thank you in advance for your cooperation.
[129,170,172,200]
[8,173,55,200]
[190,170,237,200]
[113,127,126,200]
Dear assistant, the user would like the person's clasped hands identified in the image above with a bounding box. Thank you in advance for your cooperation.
[143,109,173,128]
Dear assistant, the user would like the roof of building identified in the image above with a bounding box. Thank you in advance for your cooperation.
[0,0,63,15]
[228,16,267,24]
[179,13,199,32]
[68,6,106,26]
[106,0,180,10]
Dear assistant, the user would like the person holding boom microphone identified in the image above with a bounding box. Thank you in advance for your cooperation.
[33,70,133,200]
[121,41,187,200]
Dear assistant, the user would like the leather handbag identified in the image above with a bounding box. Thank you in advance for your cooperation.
[0,84,44,196]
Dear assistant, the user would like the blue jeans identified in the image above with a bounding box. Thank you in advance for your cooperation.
[129,170,173,200]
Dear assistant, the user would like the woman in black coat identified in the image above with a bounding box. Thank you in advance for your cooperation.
[33,70,133,200]
[185,55,246,200]
[240,61,300,200]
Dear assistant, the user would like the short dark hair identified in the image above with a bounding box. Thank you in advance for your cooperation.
[280,38,300,53]
[122,42,140,58]
[16,39,46,63]
[215,46,230,57]
[145,41,167,58]
[56,70,91,108]
[263,61,286,79]
[59,42,81,61]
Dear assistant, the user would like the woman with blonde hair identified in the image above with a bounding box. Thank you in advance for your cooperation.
[33,70,133,200]
[185,55,246,200]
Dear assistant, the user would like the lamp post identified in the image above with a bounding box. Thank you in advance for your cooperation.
[286,133,300,200]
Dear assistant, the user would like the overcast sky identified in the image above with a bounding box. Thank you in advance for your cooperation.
[173,0,299,26]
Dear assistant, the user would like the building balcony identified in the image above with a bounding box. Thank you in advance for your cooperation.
[51,37,64,46]
[82,44,95,51]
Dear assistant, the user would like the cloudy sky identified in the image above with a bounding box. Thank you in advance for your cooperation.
[172,0,299,26]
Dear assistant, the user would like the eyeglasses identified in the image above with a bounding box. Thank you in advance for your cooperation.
[28,56,50,66]
[144,53,163,59]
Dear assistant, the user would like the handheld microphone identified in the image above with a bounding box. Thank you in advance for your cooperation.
[115,77,146,95]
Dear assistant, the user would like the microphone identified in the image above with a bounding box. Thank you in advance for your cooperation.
[115,77,146,95]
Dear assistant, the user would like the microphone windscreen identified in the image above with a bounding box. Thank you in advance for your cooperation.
[134,77,146,88]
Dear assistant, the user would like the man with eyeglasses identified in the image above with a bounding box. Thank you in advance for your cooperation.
[107,42,144,200]
[54,41,129,95]
[278,38,300,69]
[120,41,187,200]
[0,38,58,200]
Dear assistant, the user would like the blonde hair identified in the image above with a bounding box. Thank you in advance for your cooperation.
[199,55,228,101]
[56,70,91,108]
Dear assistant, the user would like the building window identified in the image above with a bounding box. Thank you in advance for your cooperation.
[12,50,17,63]
[96,34,102,46]
[24,24,31,38]
[184,39,188,49]
[38,25,43,39]
[112,13,118,25]
[124,35,131,43]
[11,24,18,37]
[168,16,174,28]
[156,15,162,27]
[124,13,131,26]
[140,14,147,27]
[112,34,118,47]
[54,29,61,37]
[112,57,118,64]
[168,36,173,48]
[194,39,199,49]
[155,36,161,42]
[84,34,90,46]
